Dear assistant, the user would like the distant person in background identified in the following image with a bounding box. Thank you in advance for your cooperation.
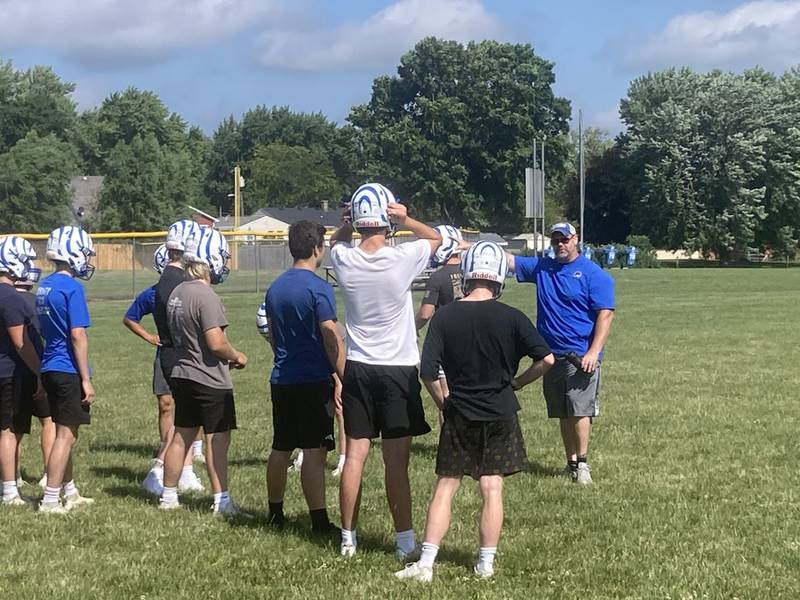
[507,222,615,485]
[262,220,344,534]
[36,227,97,513]
[581,244,592,262]
[123,244,203,497]
[603,244,616,269]
[546,245,556,260]
[625,246,637,268]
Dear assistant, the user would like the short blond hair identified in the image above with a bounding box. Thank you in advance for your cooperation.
[184,259,210,282]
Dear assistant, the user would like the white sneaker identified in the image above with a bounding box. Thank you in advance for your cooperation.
[395,544,421,563]
[64,493,94,509]
[332,464,344,478]
[340,543,357,557]
[3,494,28,507]
[212,499,251,518]
[192,452,205,464]
[40,501,71,514]
[474,563,494,579]
[16,475,25,488]
[141,468,164,497]
[38,473,48,488]
[394,561,433,582]
[576,462,593,485]
[178,470,204,493]
[158,497,181,511]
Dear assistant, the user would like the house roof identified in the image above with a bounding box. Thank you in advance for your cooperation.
[253,207,342,228]
[69,176,104,221]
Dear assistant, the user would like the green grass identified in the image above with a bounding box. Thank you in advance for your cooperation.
[3,269,800,599]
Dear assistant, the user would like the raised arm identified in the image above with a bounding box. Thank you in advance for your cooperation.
[387,203,442,254]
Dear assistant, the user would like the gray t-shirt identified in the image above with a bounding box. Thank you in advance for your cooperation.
[167,280,232,389]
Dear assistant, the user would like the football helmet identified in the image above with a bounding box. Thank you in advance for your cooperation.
[166,219,200,251]
[46,226,96,280]
[153,244,169,274]
[350,183,396,232]
[184,227,230,285]
[256,302,270,341]
[0,236,41,282]
[430,225,462,267]
[461,241,507,298]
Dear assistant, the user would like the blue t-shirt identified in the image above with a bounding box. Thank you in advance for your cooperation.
[265,268,337,385]
[125,286,156,323]
[36,273,91,374]
[515,255,615,356]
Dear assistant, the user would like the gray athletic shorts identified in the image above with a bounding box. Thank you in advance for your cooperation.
[542,357,601,418]
[152,351,171,397]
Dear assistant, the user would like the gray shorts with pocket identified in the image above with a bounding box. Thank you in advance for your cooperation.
[153,351,172,397]
[542,356,601,418]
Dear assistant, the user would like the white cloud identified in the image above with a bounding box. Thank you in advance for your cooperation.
[623,1,800,72]
[0,0,299,68]
[257,0,507,71]
[589,104,623,136]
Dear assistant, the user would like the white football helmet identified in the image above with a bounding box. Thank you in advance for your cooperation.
[256,302,270,341]
[0,236,41,282]
[350,183,396,231]
[430,225,463,267]
[166,219,200,251]
[46,226,96,280]
[184,227,231,285]
[153,244,169,274]
[461,241,508,298]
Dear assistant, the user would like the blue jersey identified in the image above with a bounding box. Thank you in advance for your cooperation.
[125,286,156,323]
[515,255,614,356]
[265,268,337,385]
[36,273,91,374]
[626,246,637,266]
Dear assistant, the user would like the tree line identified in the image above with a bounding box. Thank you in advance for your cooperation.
[1,40,798,259]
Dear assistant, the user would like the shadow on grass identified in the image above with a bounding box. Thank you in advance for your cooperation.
[524,460,563,478]
[92,465,215,511]
[89,441,156,457]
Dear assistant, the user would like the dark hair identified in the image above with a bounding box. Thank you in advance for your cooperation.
[288,220,326,260]
[463,279,501,298]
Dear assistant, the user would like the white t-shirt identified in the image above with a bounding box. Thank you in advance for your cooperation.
[330,239,431,366]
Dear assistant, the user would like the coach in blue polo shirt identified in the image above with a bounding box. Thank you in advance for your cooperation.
[508,222,615,485]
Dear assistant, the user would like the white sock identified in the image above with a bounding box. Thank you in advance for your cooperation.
[418,543,439,568]
[296,450,304,465]
[2,480,18,500]
[161,486,178,504]
[192,440,203,456]
[395,529,416,554]
[213,491,230,505]
[62,480,78,497]
[341,528,357,547]
[336,454,346,468]
[478,546,497,569]
[43,485,60,505]
[180,465,194,477]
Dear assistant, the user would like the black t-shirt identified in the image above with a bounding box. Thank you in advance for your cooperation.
[421,264,462,310]
[420,299,551,421]
[153,265,185,349]
[14,290,43,378]
[0,282,27,378]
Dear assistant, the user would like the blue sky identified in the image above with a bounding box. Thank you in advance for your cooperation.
[3,0,800,135]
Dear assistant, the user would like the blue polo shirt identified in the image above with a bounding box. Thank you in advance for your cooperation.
[515,255,614,356]
[265,268,337,385]
[125,286,156,323]
[36,273,91,374]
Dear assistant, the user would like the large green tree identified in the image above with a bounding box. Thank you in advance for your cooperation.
[349,37,571,232]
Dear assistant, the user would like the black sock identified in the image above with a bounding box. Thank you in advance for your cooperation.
[268,501,284,524]
[577,455,588,464]
[568,460,578,472]
[310,508,331,531]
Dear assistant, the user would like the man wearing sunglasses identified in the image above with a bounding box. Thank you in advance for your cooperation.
[506,222,615,484]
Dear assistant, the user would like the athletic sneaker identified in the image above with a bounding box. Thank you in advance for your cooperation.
[331,464,343,478]
[178,470,204,493]
[212,499,252,518]
[141,469,164,497]
[38,473,48,488]
[395,544,421,563]
[39,501,70,514]
[16,474,25,488]
[158,497,181,511]
[394,562,433,582]
[474,563,494,579]
[3,494,28,507]
[340,543,357,557]
[559,465,578,481]
[64,493,94,510]
[576,462,593,485]
[192,452,205,464]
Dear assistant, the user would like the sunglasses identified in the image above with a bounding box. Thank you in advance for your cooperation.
[550,236,574,246]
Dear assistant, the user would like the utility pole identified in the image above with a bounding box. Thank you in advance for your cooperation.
[579,110,585,245]
[541,138,545,257]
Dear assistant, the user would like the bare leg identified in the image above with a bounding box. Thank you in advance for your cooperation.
[339,436,370,530]
[559,418,577,462]
[205,430,230,494]
[573,417,592,457]
[382,436,413,533]
[266,449,291,502]
[300,448,327,511]
[422,476,462,546]
[39,417,55,473]
[478,475,504,548]
[156,393,174,462]
[163,426,195,488]
[3,429,21,481]
[45,425,78,489]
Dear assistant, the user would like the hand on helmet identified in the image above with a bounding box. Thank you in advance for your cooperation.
[387,202,407,225]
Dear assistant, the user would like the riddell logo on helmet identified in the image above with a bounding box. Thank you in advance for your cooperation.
[469,272,500,281]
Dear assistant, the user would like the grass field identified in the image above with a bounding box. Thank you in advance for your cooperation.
[2,268,799,599]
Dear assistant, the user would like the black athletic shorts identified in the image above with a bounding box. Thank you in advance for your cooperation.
[171,377,237,433]
[270,381,335,452]
[42,371,91,427]
[1,376,32,434]
[15,371,50,422]
[342,360,431,440]
[435,405,527,480]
